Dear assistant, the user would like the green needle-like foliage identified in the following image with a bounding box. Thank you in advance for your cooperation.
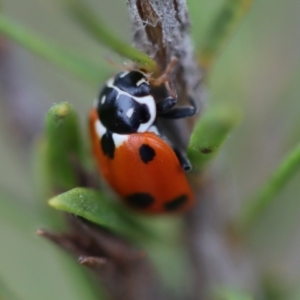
[239,141,300,233]
[199,0,253,69]
[43,102,83,193]
[66,0,158,73]
[0,14,106,83]
[188,106,242,171]
[49,187,156,242]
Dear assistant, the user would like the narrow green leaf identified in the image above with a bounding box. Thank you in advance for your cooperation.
[188,106,242,170]
[49,187,155,241]
[66,0,158,73]
[239,141,300,233]
[36,112,102,300]
[214,287,253,300]
[199,0,254,69]
[44,102,83,192]
[0,14,107,83]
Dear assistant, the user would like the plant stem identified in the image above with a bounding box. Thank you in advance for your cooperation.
[240,141,300,233]
[199,0,254,69]
[67,0,158,73]
[0,15,105,83]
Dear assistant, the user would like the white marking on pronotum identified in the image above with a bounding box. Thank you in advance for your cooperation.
[112,133,129,147]
[134,95,156,133]
[126,107,134,118]
[101,95,106,104]
[106,80,156,133]
[119,71,129,78]
[136,78,147,86]
[95,120,106,138]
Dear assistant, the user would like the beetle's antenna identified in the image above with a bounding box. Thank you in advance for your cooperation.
[148,56,178,86]
[147,56,178,98]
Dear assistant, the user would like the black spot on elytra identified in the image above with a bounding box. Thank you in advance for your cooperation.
[126,193,154,208]
[164,195,188,211]
[201,147,212,154]
[101,131,115,159]
[139,144,156,163]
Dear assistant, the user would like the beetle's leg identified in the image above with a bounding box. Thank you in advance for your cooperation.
[156,97,177,115]
[159,106,196,119]
[158,95,197,119]
[173,148,192,172]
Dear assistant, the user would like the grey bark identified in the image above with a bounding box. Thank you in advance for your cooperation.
[127,0,205,150]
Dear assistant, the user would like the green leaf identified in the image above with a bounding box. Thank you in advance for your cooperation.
[43,102,83,193]
[199,0,254,69]
[188,106,242,170]
[33,102,84,227]
[65,0,158,73]
[0,14,107,83]
[239,141,300,233]
[49,187,155,241]
[214,287,253,300]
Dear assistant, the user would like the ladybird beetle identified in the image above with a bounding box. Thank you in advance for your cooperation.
[89,68,196,214]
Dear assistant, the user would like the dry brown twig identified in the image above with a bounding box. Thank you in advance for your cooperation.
[39,215,168,300]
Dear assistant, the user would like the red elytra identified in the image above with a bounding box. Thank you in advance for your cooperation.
[89,109,194,214]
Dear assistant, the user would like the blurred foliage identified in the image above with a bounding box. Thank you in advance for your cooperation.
[0,275,20,300]
[240,141,300,233]
[214,287,253,300]
[65,0,158,72]
[188,105,242,170]
[0,0,300,299]
[199,0,253,69]
[0,14,106,84]
[43,102,83,192]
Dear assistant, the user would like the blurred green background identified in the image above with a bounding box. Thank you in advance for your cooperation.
[1,0,300,299]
